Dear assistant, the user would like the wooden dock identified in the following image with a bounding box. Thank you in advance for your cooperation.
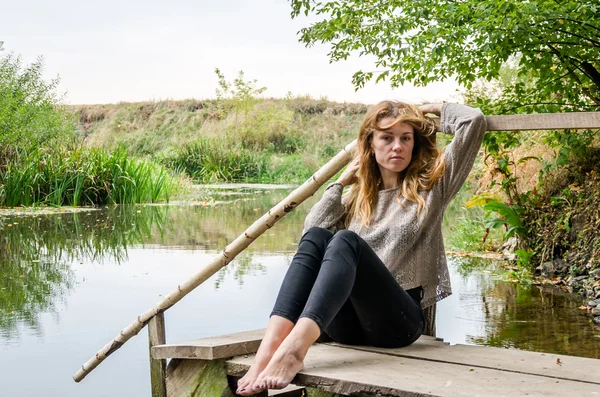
[151,328,600,397]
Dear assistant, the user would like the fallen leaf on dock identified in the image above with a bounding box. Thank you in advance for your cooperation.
[556,358,562,365]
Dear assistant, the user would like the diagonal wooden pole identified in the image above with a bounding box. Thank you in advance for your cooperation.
[73,140,358,382]
[73,110,600,383]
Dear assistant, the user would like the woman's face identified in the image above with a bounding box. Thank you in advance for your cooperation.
[371,118,415,175]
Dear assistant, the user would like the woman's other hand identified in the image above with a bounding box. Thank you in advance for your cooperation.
[419,103,443,116]
[337,158,360,186]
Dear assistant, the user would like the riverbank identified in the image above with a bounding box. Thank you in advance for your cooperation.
[72,97,367,184]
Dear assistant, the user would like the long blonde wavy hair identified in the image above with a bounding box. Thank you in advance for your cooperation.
[345,101,446,227]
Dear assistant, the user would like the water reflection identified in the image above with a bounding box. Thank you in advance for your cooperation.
[0,185,598,362]
[0,187,314,336]
[0,257,73,340]
[439,257,600,359]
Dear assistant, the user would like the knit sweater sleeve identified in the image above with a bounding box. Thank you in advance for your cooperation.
[302,182,346,234]
[439,103,487,203]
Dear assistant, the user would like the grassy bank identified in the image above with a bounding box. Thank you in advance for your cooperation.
[74,97,367,183]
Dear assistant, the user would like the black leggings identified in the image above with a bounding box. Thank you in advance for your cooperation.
[270,227,424,348]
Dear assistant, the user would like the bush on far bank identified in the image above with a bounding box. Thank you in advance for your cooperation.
[0,52,180,207]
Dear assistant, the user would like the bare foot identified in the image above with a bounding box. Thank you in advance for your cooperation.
[236,360,267,395]
[252,344,305,391]
[237,317,295,395]
[251,317,320,391]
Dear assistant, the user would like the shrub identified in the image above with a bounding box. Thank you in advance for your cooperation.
[0,53,76,167]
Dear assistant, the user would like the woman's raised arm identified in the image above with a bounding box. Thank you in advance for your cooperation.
[437,103,487,203]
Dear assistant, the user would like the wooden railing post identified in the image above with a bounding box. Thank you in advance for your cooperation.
[148,312,167,397]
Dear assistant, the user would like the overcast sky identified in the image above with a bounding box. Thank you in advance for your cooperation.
[2,0,460,105]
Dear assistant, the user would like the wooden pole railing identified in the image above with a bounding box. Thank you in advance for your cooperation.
[73,111,600,383]
[73,139,358,382]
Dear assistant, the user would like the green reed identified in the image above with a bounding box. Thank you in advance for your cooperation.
[164,138,270,183]
[0,147,178,207]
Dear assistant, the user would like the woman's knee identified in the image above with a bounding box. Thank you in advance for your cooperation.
[330,229,359,246]
[302,227,334,243]
[324,229,361,262]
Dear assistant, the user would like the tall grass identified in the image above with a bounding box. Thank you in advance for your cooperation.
[0,147,177,207]
[163,137,322,184]
[164,138,269,183]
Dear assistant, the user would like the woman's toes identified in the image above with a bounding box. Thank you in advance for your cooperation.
[252,382,263,391]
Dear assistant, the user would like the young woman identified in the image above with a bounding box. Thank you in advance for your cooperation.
[236,102,487,395]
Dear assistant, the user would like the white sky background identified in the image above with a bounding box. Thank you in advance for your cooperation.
[2,0,461,105]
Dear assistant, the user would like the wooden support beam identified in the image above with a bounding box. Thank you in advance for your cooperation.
[431,111,600,132]
[166,359,238,397]
[485,112,600,131]
[148,313,167,397]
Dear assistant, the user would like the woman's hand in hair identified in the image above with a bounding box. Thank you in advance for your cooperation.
[419,103,443,117]
[337,158,360,186]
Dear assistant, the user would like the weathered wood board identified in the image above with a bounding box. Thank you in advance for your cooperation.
[152,328,443,361]
[148,313,167,397]
[328,341,600,385]
[165,359,237,397]
[227,344,600,397]
[431,112,600,132]
[485,112,600,131]
[153,329,266,360]
[156,329,600,396]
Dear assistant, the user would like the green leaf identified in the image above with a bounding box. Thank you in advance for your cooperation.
[465,193,504,208]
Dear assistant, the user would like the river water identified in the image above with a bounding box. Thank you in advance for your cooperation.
[1,185,598,396]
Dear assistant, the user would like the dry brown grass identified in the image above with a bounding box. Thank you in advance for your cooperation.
[69,97,367,156]
[477,130,556,200]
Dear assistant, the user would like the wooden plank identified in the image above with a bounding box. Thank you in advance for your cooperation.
[227,344,600,397]
[485,112,600,131]
[327,341,600,385]
[152,329,446,361]
[148,313,167,397]
[152,329,266,360]
[165,359,237,397]
[432,111,600,132]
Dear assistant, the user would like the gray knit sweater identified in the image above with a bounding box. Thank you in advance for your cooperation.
[303,103,487,309]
